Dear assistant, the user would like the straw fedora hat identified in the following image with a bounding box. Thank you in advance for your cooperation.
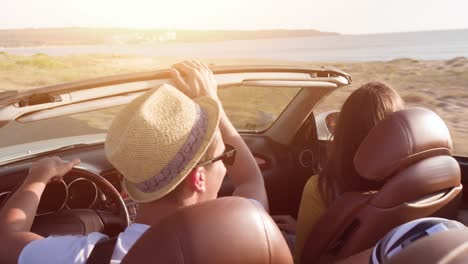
[105,84,220,203]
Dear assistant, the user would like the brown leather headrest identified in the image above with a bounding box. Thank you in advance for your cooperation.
[121,197,293,264]
[354,107,452,181]
[370,155,461,208]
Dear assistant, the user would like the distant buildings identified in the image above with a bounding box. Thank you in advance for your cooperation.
[110,31,177,44]
[158,32,177,43]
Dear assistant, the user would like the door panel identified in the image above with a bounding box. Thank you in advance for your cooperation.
[224,112,320,218]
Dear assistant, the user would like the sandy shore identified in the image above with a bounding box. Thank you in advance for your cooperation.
[1,54,467,155]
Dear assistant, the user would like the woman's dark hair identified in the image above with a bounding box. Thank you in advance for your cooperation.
[318,82,404,206]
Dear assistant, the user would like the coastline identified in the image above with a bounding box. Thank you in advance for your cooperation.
[0,28,339,47]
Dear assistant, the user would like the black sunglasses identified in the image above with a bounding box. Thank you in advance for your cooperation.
[197,144,237,167]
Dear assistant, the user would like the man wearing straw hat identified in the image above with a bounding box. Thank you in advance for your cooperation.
[0,61,269,264]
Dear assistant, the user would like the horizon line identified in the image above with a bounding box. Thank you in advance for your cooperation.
[0,26,467,36]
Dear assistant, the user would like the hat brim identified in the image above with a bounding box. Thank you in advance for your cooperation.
[123,96,221,203]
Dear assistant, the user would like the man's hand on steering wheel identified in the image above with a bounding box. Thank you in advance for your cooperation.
[26,157,80,184]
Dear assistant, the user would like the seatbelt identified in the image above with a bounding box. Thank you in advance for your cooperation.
[86,237,118,264]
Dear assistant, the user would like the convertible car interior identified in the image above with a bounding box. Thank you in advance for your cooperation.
[0,65,466,262]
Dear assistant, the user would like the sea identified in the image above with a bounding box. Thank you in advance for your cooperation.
[1,29,468,62]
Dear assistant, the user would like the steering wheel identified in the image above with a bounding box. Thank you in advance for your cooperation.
[31,168,130,237]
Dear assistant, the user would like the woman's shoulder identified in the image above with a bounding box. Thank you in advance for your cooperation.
[302,175,323,202]
[305,175,320,190]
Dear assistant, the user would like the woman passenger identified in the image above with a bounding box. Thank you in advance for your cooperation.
[293,81,405,260]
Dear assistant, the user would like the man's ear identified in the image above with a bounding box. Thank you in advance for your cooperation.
[187,166,206,193]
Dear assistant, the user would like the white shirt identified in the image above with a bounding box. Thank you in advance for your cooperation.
[19,223,150,264]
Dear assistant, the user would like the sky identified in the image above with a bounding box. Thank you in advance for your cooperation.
[2,0,468,34]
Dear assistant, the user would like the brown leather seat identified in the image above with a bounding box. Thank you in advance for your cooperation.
[121,197,293,264]
[386,228,468,264]
[301,107,462,263]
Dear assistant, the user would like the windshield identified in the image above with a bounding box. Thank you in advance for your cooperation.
[0,107,120,148]
[0,84,302,149]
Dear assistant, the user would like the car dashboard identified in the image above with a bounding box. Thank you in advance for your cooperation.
[0,144,139,223]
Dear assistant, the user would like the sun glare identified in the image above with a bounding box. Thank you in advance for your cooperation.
[60,0,267,30]
[2,0,468,33]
